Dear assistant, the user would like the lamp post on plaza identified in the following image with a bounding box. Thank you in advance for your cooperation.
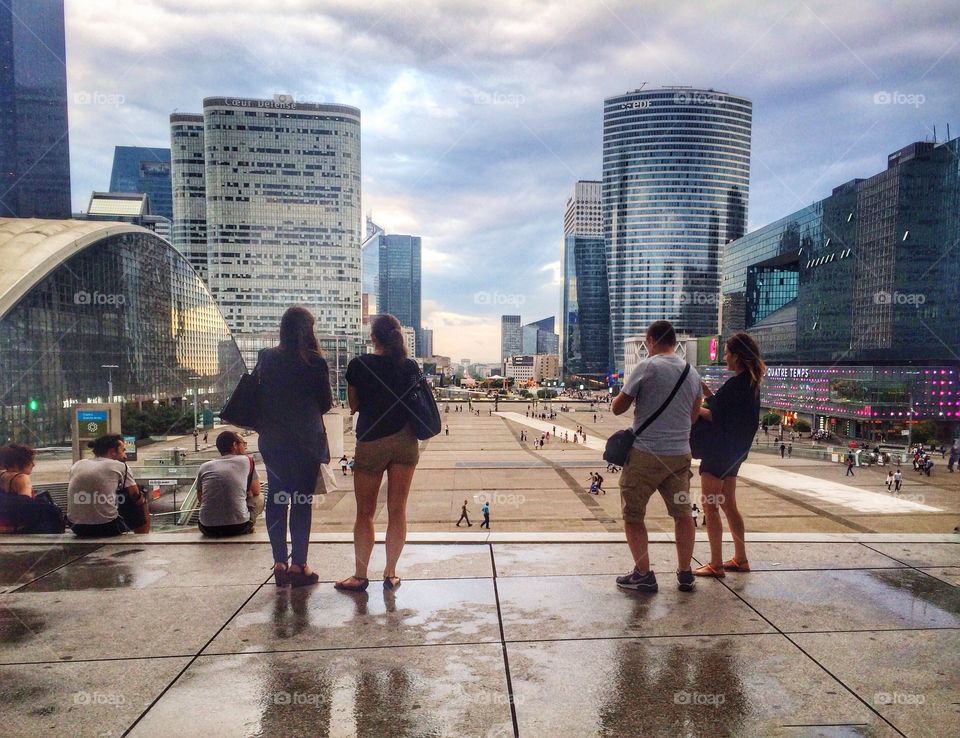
[906,391,914,452]
[101,364,119,401]
[189,376,201,451]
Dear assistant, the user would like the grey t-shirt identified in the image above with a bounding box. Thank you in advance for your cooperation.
[67,457,138,525]
[198,455,259,527]
[622,353,701,456]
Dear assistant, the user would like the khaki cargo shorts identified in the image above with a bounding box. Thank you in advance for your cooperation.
[619,447,693,523]
[354,425,420,475]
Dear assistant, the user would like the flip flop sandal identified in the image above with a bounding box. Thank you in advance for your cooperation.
[334,576,369,592]
[722,558,750,572]
[693,563,725,578]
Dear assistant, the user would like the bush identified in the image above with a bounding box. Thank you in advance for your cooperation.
[793,419,811,433]
[761,412,781,427]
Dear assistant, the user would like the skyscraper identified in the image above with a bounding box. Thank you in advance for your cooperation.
[170,97,362,369]
[0,0,71,218]
[109,146,173,220]
[501,315,522,361]
[522,317,559,355]
[377,233,422,342]
[360,216,384,324]
[603,87,751,368]
[562,180,611,377]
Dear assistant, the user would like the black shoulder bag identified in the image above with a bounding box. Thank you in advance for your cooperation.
[401,363,442,440]
[221,357,262,430]
[603,363,691,466]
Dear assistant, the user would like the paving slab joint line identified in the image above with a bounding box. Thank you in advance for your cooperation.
[488,543,520,738]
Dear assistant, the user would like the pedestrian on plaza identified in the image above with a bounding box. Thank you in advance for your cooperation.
[595,472,606,494]
[779,442,786,458]
[787,443,793,457]
[894,469,903,493]
[348,457,355,474]
[885,470,894,491]
[255,306,332,587]
[846,456,855,476]
[923,457,933,476]
[691,504,700,528]
[336,314,422,593]
[67,434,150,537]
[593,414,597,423]
[480,499,490,528]
[612,320,702,593]
[196,431,263,538]
[692,332,762,580]
[202,431,209,445]
[456,499,472,527]
[339,454,349,475]
[445,425,449,436]
[949,447,957,472]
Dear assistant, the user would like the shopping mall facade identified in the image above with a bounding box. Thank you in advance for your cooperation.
[0,219,245,447]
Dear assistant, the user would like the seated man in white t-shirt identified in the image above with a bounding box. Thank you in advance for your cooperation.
[196,431,262,537]
[68,434,149,537]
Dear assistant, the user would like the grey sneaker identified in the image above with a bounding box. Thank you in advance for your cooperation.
[616,568,658,592]
[677,569,695,592]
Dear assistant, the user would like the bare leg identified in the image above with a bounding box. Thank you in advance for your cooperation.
[720,477,747,563]
[384,463,416,579]
[700,472,725,567]
[624,520,650,573]
[673,513,695,571]
[341,469,382,583]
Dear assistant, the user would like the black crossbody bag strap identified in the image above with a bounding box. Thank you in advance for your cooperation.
[634,363,691,436]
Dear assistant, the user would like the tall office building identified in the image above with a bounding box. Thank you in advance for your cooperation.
[0,0,71,218]
[360,216,384,323]
[603,87,751,368]
[418,327,433,358]
[170,97,363,369]
[109,146,173,220]
[377,234,422,341]
[562,180,611,377]
[501,315,522,361]
[522,317,559,356]
[170,114,207,278]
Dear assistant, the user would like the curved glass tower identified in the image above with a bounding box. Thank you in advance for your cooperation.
[603,87,752,369]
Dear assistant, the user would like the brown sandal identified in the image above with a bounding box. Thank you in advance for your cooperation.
[722,558,750,572]
[693,562,725,578]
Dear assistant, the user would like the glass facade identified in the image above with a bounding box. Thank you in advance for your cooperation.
[172,98,363,368]
[0,0,71,218]
[0,220,245,447]
[377,234,422,341]
[562,234,612,376]
[603,87,751,369]
[170,114,207,279]
[501,315,522,361]
[109,146,173,220]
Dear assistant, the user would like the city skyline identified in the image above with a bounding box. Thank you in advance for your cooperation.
[58,1,960,362]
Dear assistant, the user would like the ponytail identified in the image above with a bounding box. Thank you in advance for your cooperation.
[370,313,407,364]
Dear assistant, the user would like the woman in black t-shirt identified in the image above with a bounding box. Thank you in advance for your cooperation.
[693,332,764,579]
[335,314,421,592]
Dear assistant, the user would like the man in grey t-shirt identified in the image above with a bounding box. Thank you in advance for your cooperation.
[196,431,262,537]
[611,320,701,594]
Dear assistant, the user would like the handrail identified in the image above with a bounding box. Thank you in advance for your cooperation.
[176,477,200,526]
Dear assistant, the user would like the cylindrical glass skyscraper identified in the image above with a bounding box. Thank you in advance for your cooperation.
[603,87,752,369]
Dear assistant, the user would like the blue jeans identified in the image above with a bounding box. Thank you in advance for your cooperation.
[264,463,313,566]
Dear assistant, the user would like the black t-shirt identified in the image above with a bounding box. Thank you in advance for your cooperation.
[346,355,419,441]
[705,371,761,461]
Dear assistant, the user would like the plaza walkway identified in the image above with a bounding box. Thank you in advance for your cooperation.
[0,533,956,736]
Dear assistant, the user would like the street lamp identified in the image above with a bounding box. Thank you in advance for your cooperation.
[101,364,119,401]
[189,376,202,451]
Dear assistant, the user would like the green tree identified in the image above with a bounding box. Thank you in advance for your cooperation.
[793,419,811,434]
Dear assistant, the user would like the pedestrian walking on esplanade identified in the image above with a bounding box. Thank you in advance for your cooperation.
[456,499,472,527]
[256,306,333,588]
[336,314,422,593]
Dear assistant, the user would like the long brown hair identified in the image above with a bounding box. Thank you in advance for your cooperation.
[279,306,323,365]
[726,332,765,389]
[370,313,407,364]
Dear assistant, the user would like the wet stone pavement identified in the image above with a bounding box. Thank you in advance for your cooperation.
[0,536,956,737]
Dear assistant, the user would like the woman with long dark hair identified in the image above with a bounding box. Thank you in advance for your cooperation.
[257,306,332,587]
[335,314,422,591]
[693,332,764,578]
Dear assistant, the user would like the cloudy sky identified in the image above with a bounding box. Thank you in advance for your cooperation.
[64,0,960,363]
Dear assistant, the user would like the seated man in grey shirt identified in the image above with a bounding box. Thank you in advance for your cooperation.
[196,431,263,537]
[68,434,150,537]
